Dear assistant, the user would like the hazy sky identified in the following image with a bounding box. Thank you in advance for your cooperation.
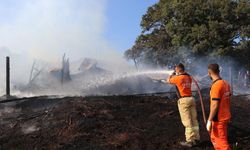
[0,0,158,62]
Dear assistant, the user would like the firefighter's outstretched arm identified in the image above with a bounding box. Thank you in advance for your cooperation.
[166,74,175,84]
[166,76,171,83]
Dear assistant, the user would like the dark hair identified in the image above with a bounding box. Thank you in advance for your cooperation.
[208,64,220,74]
[176,63,185,71]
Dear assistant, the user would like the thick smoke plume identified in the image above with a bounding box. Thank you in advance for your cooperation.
[0,0,131,96]
[0,0,123,62]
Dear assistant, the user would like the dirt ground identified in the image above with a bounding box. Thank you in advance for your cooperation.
[0,94,249,150]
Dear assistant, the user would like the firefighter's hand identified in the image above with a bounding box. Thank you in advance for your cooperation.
[206,120,212,132]
[171,72,176,76]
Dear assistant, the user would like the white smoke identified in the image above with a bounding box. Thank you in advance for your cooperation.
[0,0,131,96]
[0,0,124,62]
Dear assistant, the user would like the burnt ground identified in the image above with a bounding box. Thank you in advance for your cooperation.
[0,94,249,150]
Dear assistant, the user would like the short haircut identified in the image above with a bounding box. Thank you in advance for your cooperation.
[176,63,185,71]
[208,64,220,74]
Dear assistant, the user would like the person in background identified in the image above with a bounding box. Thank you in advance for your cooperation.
[206,64,231,150]
[244,70,250,88]
[238,70,243,87]
[165,63,200,147]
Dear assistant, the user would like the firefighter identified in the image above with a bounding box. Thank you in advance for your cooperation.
[166,63,200,147]
[244,70,250,88]
[206,64,231,150]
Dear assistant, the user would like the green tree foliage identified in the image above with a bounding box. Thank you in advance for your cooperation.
[125,0,250,68]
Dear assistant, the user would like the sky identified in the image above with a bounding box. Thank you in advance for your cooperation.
[0,0,158,62]
[105,0,158,53]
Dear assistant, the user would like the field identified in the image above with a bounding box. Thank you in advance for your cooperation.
[0,94,249,150]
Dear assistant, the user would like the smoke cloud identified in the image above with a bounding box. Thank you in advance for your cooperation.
[0,0,132,96]
[0,0,123,62]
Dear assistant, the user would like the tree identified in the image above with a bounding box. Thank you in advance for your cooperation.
[124,47,140,70]
[233,40,250,69]
[125,0,250,68]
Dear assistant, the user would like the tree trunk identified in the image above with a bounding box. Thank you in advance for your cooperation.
[133,58,138,71]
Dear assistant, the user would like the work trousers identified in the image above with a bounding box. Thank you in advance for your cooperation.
[211,121,230,150]
[178,97,200,142]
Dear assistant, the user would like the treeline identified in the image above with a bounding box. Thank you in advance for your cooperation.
[125,0,250,69]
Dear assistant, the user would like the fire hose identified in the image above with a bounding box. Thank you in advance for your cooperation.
[173,77,207,125]
[156,75,207,125]
[192,77,207,125]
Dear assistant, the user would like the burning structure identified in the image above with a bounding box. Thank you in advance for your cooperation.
[1,54,178,97]
[0,54,249,98]
[50,54,71,84]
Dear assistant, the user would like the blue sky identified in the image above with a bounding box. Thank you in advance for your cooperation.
[105,0,158,53]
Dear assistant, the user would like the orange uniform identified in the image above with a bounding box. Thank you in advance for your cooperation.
[169,73,200,142]
[210,78,231,150]
[169,73,192,97]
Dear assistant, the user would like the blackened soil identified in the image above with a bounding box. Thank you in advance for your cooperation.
[0,95,249,150]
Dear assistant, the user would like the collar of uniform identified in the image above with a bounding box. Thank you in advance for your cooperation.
[178,73,190,76]
[212,78,222,85]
